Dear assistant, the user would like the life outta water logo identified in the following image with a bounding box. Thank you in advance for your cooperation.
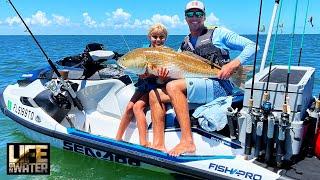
[7,143,50,175]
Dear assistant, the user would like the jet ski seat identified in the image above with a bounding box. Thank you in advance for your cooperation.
[163,90,244,129]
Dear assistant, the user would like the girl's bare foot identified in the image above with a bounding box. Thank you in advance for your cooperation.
[115,136,123,141]
[141,141,152,147]
[151,145,167,153]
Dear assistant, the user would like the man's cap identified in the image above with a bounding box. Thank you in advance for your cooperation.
[185,1,205,12]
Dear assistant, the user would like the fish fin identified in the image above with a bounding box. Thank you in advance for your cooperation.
[148,63,157,71]
[242,65,253,72]
[231,65,252,88]
[147,63,158,75]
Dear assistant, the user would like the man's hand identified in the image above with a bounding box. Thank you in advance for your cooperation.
[217,59,241,79]
[157,67,169,82]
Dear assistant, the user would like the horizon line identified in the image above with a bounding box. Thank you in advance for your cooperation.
[0,33,319,36]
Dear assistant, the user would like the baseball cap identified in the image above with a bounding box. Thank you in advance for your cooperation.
[185,1,205,12]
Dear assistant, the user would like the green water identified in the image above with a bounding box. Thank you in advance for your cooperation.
[0,116,176,179]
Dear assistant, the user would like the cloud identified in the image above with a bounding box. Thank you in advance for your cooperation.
[132,19,151,27]
[83,12,97,28]
[206,12,219,25]
[150,14,184,28]
[1,8,220,34]
[101,8,185,30]
[52,14,70,26]
[5,11,52,27]
[112,8,131,23]
[102,8,133,28]
[102,10,219,31]
[25,11,52,26]
[5,16,21,26]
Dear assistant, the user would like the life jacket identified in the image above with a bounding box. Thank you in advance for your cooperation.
[180,27,230,67]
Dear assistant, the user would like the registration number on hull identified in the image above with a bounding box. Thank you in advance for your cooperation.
[8,100,34,120]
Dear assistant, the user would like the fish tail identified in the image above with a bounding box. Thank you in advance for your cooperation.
[231,65,253,88]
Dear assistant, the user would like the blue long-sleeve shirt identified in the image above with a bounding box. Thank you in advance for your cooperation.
[189,27,256,65]
[211,27,256,64]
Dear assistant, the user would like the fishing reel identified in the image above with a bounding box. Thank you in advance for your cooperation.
[45,79,79,108]
[45,80,63,96]
[261,101,272,116]
[244,107,262,158]
[276,112,290,168]
[252,108,265,158]
[32,80,73,123]
[226,107,239,140]
[46,79,71,107]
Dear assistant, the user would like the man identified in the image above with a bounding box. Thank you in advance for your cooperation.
[149,0,257,156]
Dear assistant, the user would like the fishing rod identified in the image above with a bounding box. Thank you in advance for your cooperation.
[7,0,84,111]
[253,0,282,160]
[263,0,283,164]
[276,0,299,168]
[121,35,131,52]
[297,0,310,66]
[244,0,263,160]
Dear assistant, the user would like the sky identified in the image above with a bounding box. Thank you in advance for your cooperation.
[0,0,319,35]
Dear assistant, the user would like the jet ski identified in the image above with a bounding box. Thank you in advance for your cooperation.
[3,41,319,179]
[0,41,281,179]
[2,1,320,179]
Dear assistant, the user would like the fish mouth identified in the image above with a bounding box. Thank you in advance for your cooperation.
[117,62,127,69]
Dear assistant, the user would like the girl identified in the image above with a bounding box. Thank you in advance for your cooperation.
[116,23,169,147]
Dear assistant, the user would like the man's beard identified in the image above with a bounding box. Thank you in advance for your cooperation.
[189,24,204,33]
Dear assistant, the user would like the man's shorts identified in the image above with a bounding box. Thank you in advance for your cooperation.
[186,78,232,104]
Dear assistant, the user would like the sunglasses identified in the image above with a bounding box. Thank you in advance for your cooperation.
[151,35,166,39]
[185,11,205,18]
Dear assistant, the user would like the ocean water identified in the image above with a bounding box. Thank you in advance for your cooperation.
[1,34,320,179]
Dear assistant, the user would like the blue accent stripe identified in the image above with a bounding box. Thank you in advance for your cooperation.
[192,128,242,149]
[67,128,235,163]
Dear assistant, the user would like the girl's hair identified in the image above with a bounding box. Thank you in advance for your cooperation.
[148,23,168,37]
